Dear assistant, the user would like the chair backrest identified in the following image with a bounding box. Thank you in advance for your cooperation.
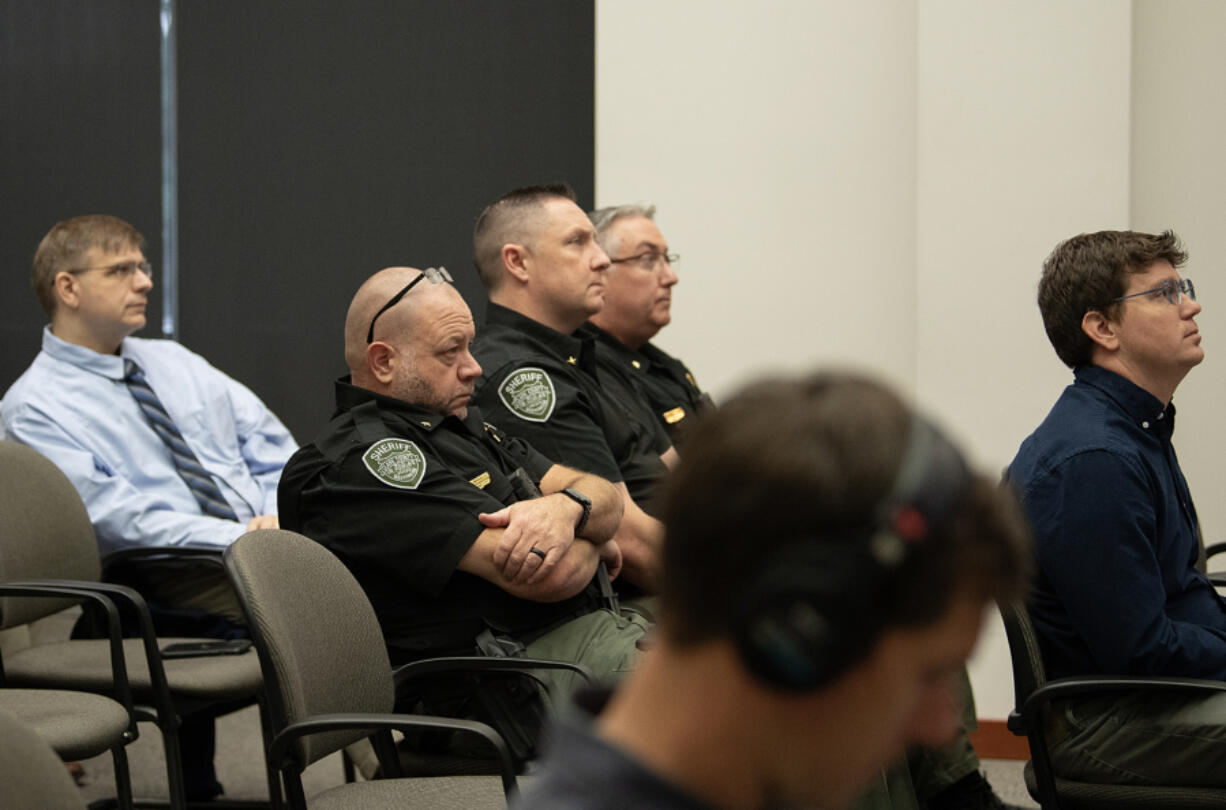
[999,598,1047,713]
[0,705,89,810]
[224,529,395,767]
[0,441,102,629]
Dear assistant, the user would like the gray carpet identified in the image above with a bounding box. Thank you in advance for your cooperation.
[983,758,1040,809]
[76,703,346,804]
[72,702,1038,807]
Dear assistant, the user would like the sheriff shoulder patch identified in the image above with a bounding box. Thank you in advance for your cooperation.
[497,367,556,423]
[362,438,426,490]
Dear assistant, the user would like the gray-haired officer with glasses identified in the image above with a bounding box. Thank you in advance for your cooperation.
[581,203,712,448]
[1007,229,1226,790]
[2,214,296,800]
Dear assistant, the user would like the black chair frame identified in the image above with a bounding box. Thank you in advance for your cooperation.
[6,576,277,810]
[1001,599,1226,809]
[0,582,137,810]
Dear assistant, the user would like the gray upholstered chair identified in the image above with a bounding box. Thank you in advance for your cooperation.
[0,704,91,810]
[224,528,517,809]
[0,440,273,810]
[1000,599,1226,809]
[0,686,130,767]
[0,588,137,809]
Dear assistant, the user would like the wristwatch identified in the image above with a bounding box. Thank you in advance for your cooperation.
[560,487,592,535]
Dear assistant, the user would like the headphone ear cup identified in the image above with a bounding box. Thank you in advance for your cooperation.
[734,538,884,691]
[731,414,971,691]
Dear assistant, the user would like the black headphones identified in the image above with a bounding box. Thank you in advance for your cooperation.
[732,414,971,691]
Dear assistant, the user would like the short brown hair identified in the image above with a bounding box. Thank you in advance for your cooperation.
[32,215,145,316]
[655,371,1031,647]
[471,184,576,291]
[1038,230,1187,368]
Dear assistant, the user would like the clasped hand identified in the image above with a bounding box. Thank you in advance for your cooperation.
[479,494,579,585]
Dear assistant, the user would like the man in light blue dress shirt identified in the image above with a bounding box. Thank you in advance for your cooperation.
[2,214,296,621]
[2,214,297,800]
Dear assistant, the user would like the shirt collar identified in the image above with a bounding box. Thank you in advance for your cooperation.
[41,326,129,381]
[1075,364,1177,436]
[485,302,588,362]
[580,322,653,373]
[332,376,484,434]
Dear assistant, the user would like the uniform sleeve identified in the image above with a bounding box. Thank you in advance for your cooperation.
[1028,449,1226,679]
[280,441,512,597]
[492,426,555,483]
[474,363,623,484]
[6,404,243,552]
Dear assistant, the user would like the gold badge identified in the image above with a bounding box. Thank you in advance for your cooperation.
[470,471,492,489]
[663,407,686,424]
[631,360,641,369]
[566,356,578,365]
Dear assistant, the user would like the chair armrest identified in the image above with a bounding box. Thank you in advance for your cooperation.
[267,711,518,797]
[1017,674,1226,807]
[1203,542,1226,584]
[1203,542,1226,562]
[13,578,178,722]
[100,546,227,581]
[392,655,593,693]
[0,580,139,739]
[1022,674,1226,722]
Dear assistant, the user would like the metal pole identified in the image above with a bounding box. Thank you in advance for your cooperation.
[159,0,178,339]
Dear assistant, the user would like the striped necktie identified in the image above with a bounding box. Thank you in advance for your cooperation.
[123,359,239,521]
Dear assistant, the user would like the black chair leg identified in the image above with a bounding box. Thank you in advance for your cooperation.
[282,769,308,810]
[256,698,284,809]
[112,744,135,810]
[341,750,356,784]
[160,720,188,810]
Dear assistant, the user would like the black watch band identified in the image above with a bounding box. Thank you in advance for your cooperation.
[560,487,592,535]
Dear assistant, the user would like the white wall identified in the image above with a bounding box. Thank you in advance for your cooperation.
[596,0,1159,720]
[596,1,919,395]
[1131,0,1226,547]
[915,2,1132,719]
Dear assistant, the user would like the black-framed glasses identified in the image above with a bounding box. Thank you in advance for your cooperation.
[366,266,453,343]
[66,260,154,281]
[608,250,679,271]
[1113,277,1196,307]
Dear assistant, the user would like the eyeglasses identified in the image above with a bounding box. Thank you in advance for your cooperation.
[66,260,154,281]
[608,250,680,271]
[1113,278,1196,307]
[366,266,453,343]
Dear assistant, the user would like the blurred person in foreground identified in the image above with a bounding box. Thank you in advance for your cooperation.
[515,371,1031,810]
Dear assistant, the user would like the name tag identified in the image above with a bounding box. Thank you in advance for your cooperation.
[663,407,686,424]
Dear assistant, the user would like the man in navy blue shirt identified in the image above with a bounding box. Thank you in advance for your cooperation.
[1008,229,1226,786]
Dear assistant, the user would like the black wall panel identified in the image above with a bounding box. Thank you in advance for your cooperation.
[1,1,595,444]
[1,0,163,393]
[176,1,595,440]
